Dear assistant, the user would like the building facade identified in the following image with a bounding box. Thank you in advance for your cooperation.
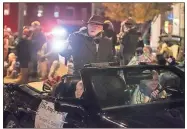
[150,3,185,48]
[3,3,92,32]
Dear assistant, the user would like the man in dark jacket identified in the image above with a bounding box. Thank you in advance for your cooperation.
[118,18,139,65]
[60,15,114,75]
[14,28,31,84]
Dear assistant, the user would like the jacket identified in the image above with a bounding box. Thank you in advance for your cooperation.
[60,27,113,74]
[16,37,31,63]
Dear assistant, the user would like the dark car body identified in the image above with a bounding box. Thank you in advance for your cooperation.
[4,65,185,128]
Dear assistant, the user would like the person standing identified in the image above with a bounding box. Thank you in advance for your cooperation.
[37,34,59,80]
[118,18,139,65]
[14,28,31,84]
[30,21,46,78]
[60,15,114,75]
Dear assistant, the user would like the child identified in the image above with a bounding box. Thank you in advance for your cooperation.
[5,53,19,79]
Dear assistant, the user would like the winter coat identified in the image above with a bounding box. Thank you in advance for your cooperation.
[16,37,31,65]
[60,27,114,74]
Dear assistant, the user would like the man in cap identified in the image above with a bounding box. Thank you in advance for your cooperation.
[30,21,46,78]
[60,15,114,75]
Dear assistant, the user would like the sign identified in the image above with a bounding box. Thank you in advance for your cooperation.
[35,100,68,128]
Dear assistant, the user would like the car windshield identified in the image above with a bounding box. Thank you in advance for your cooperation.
[90,67,183,109]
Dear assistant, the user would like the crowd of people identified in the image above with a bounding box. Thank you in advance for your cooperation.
[3,15,180,86]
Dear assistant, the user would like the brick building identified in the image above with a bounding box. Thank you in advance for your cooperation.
[3,3,92,32]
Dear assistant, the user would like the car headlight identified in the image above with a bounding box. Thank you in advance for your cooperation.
[52,39,67,52]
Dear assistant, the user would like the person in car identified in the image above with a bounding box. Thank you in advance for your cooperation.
[141,70,167,103]
[75,80,84,99]
[131,70,167,104]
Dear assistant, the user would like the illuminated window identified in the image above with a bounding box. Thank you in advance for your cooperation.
[65,7,74,17]
[37,5,44,17]
[24,4,27,16]
[54,6,60,18]
[4,4,10,15]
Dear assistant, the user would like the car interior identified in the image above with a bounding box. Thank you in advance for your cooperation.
[91,69,182,108]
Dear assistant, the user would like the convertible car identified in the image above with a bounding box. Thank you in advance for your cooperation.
[4,65,185,128]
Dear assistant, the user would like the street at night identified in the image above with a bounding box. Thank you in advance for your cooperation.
[3,2,185,128]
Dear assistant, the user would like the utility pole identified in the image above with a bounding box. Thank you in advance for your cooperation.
[91,3,95,16]
[18,3,25,39]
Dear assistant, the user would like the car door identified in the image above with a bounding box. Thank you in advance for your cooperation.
[121,67,185,128]
[86,66,184,128]
[126,69,184,127]
[109,98,184,128]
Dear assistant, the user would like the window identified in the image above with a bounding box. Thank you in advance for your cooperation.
[24,4,27,16]
[65,7,74,17]
[54,6,60,18]
[37,5,44,17]
[81,8,87,20]
[4,4,10,15]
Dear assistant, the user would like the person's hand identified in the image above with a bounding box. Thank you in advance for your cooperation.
[151,90,159,99]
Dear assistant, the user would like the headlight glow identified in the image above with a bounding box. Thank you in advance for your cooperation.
[52,39,67,52]
[52,27,67,37]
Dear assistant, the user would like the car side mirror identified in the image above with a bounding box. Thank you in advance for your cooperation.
[42,83,52,92]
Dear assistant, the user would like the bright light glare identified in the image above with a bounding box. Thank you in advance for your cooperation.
[37,13,42,17]
[52,40,67,52]
[52,27,67,37]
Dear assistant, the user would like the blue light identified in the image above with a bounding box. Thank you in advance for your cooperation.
[167,13,173,20]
